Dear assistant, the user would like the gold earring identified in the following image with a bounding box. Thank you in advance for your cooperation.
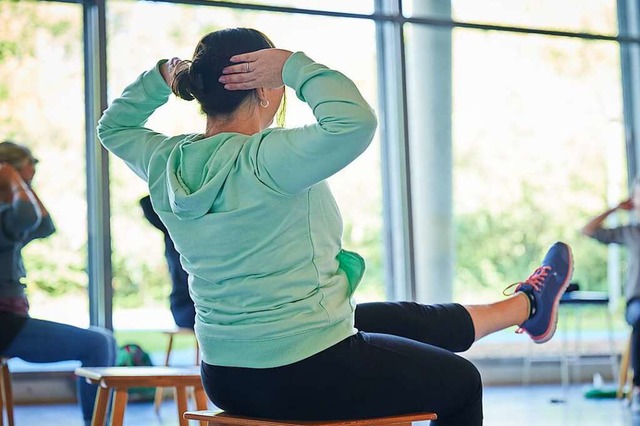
[260,99,270,108]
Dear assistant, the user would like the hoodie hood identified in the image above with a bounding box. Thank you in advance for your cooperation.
[166,134,245,220]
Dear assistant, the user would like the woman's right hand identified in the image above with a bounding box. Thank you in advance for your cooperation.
[0,163,21,186]
[160,57,182,86]
[0,163,23,202]
[617,198,634,211]
[219,48,293,90]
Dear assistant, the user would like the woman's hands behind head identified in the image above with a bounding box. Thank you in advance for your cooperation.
[161,57,182,86]
[618,198,634,211]
[0,163,22,186]
[0,163,23,202]
[219,48,293,91]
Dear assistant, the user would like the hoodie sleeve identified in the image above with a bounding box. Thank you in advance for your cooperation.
[0,200,54,246]
[24,214,55,244]
[589,225,628,245]
[254,52,378,195]
[97,60,173,182]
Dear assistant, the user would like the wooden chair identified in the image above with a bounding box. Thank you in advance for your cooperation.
[75,366,208,426]
[183,410,438,425]
[617,332,633,400]
[0,358,14,426]
[154,328,200,413]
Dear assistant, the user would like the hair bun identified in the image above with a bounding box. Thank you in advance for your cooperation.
[171,60,196,101]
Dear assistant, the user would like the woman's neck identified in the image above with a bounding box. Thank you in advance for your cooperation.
[204,106,263,137]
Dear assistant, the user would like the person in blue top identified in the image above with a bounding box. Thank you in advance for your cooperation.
[98,28,574,426]
[140,194,195,329]
[0,141,116,426]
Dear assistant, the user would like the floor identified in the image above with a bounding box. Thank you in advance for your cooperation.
[7,383,640,425]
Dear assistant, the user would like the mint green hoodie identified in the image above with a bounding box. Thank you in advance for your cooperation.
[98,52,377,368]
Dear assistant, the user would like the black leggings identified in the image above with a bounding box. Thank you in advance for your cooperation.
[201,302,481,426]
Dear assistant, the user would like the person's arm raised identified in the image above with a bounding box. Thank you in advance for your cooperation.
[97,58,180,182]
[0,163,43,237]
[23,186,55,241]
[220,49,378,195]
[581,199,631,236]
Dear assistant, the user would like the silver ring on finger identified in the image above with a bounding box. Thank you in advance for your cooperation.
[245,62,250,73]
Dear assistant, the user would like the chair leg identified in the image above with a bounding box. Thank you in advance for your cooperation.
[153,387,164,415]
[110,388,128,426]
[193,387,207,410]
[618,334,632,399]
[607,309,619,385]
[1,361,13,426]
[193,387,209,426]
[174,386,189,426]
[91,387,111,426]
[155,333,175,414]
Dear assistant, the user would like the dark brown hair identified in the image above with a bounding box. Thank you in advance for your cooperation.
[172,28,275,116]
[0,140,38,169]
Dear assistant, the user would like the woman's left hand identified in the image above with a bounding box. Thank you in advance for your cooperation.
[219,48,293,90]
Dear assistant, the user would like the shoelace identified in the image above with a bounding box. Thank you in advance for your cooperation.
[502,266,552,296]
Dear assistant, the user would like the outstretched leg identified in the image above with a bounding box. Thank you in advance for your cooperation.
[356,241,573,348]
[465,293,529,341]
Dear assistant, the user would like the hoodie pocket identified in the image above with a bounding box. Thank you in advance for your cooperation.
[337,249,366,296]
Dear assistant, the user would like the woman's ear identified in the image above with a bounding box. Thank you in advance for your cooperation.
[256,87,268,103]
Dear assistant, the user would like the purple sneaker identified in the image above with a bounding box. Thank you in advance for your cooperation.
[509,242,574,344]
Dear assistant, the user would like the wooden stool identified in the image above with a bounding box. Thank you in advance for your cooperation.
[75,366,208,426]
[183,410,438,425]
[617,332,633,400]
[0,358,14,426]
[155,328,200,413]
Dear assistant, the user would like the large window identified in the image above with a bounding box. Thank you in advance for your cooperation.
[403,2,627,357]
[448,30,626,301]
[0,1,88,326]
[404,0,617,36]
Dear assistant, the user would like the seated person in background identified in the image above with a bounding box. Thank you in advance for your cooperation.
[140,194,195,329]
[581,176,640,411]
[0,140,116,426]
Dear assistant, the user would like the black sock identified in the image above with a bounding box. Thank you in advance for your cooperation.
[520,289,537,319]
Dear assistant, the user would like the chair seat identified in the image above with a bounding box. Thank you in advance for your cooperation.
[75,366,202,388]
[183,410,438,425]
[75,366,208,426]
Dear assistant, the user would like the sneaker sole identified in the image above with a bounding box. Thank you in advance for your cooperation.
[530,243,574,344]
